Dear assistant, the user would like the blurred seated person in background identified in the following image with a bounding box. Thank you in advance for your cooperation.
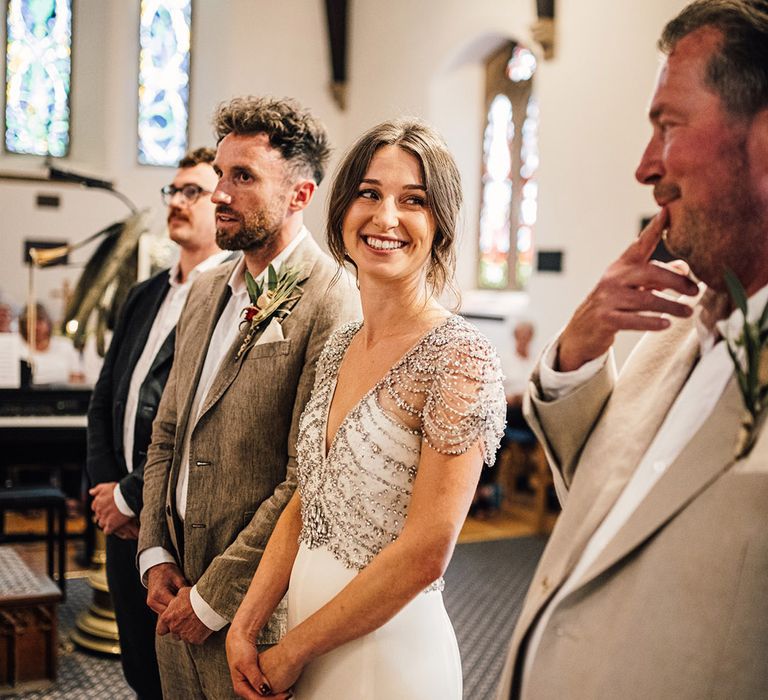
[0,302,14,332]
[471,320,537,517]
[502,320,536,437]
[19,302,83,385]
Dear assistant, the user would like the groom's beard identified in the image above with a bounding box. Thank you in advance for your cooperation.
[216,199,286,252]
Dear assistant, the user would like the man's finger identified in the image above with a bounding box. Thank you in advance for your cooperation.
[641,263,699,296]
[615,289,694,318]
[156,618,170,635]
[624,208,668,263]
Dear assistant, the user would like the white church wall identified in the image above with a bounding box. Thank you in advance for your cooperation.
[0,0,691,365]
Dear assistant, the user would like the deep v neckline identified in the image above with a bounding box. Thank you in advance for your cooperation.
[322,315,454,460]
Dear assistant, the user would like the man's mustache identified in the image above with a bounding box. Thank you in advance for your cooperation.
[167,211,189,224]
[653,182,682,205]
[216,204,241,219]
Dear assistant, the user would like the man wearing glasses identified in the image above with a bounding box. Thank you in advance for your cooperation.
[87,147,231,699]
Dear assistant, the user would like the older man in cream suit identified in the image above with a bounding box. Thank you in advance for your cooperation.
[138,96,359,699]
[497,2,768,698]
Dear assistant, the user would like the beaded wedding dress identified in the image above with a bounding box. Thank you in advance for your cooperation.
[287,316,505,699]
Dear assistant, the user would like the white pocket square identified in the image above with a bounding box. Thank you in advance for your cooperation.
[254,317,285,346]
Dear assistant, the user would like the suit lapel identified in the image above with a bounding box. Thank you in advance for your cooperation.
[147,327,175,374]
[194,236,320,423]
[174,265,233,435]
[512,320,703,642]
[118,277,170,393]
[558,320,701,578]
[576,374,742,588]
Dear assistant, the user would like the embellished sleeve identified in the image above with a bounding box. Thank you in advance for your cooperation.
[422,327,506,460]
[313,321,360,384]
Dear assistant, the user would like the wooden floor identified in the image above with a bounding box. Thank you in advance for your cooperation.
[5,509,93,578]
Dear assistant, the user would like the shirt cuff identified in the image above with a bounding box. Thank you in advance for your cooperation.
[538,339,610,401]
[138,547,178,587]
[190,586,229,631]
[112,483,136,518]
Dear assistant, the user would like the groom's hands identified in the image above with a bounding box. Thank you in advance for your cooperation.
[557,209,699,372]
[158,586,213,645]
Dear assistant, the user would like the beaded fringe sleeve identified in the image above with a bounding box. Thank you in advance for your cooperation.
[296,315,506,579]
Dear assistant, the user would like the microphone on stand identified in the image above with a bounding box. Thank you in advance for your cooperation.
[46,163,137,213]
[48,165,114,191]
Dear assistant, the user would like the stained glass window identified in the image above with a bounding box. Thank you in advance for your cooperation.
[479,95,514,289]
[478,43,539,290]
[138,0,191,166]
[5,0,72,157]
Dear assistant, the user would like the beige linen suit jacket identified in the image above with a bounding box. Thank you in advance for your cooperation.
[496,299,768,699]
[138,235,360,643]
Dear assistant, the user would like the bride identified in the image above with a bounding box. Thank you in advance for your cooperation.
[226,118,505,699]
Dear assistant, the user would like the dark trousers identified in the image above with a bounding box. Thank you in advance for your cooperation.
[106,534,163,700]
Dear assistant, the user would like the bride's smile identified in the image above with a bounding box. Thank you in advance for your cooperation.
[342,144,435,285]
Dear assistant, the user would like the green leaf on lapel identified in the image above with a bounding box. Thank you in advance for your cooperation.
[245,270,260,303]
[724,268,748,316]
[760,294,768,331]
[268,263,278,290]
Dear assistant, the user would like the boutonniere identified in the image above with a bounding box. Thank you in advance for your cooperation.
[235,263,304,360]
[724,270,768,459]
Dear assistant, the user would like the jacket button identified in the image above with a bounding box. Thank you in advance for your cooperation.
[195,460,212,467]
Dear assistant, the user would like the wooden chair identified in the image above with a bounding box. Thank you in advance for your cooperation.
[496,434,557,534]
[0,486,67,598]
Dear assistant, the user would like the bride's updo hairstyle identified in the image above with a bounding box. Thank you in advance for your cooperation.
[326,118,463,297]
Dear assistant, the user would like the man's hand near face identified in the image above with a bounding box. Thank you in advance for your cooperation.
[557,209,700,372]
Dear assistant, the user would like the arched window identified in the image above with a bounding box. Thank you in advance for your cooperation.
[4,0,73,157]
[478,42,539,290]
[138,0,192,166]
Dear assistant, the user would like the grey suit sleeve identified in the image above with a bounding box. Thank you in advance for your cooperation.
[195,281,361,622]
[524,355,616,499]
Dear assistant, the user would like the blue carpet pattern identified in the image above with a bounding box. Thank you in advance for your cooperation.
[12,536,546,699]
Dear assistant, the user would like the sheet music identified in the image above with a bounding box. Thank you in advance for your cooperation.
[0,334,21,388]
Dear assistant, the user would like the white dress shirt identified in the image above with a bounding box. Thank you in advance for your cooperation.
[114,251,231,517]
[521,283,768,695]
[139,229,307,630]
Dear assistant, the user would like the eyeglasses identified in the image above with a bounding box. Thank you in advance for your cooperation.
[160,183,212,206]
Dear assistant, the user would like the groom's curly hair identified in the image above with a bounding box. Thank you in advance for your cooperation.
[212,96,331,184]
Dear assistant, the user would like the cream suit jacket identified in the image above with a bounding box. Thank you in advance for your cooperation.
[138,236,360,643]
[496,302,768,699]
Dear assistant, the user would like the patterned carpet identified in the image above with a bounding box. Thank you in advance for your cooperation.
[11,536,546,699]
[445,536,547,700]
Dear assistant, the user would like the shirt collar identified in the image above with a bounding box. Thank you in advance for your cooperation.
[168,250,231,289]
[227,227,308,295]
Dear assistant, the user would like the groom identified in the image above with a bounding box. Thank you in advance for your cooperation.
[138,96,359,698]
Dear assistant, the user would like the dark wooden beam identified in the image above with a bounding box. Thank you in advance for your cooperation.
[324,0,348,110]
[533,0,556,59]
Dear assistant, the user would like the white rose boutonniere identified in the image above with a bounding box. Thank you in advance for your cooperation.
[236,263,304,360]
[724,270,768,459]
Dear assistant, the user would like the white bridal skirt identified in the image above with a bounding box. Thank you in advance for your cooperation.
[287,542,463,699]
